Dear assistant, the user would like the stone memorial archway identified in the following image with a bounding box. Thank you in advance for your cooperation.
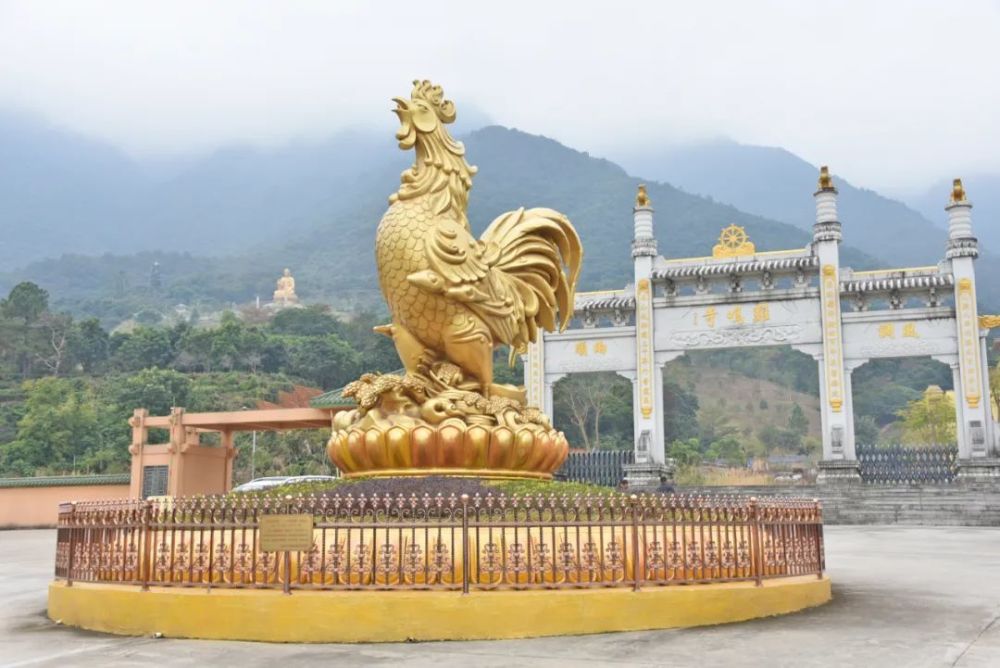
[526,172,998,483]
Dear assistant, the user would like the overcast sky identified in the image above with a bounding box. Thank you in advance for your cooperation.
[2,0,999,192]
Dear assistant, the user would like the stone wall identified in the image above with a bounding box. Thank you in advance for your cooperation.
[0,475,130,528]
[677,484,1000,526]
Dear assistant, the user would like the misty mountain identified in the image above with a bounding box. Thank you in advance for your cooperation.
[905,174,1000,252]
[0,110,406,267]
[4,116,996,321]
[2,126,879,321]
[0,111,145,264]
[617,140,1000,310]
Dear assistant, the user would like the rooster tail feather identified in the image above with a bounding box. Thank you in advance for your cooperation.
[480,207,582,350]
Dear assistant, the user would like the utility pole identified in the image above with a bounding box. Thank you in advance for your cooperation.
[251,430,257,480]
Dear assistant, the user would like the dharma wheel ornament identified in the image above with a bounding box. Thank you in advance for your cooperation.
[327,80,581,479]
[712,224,756,258]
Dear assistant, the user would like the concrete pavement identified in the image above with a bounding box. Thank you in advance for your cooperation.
[1,526,999,667]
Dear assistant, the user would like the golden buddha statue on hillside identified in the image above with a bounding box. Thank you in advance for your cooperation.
[272,268,299,305]
[327,80,582,479]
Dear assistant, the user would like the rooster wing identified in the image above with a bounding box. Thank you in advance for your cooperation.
[406,208,581,353]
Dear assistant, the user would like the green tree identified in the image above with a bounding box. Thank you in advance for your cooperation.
[284,334,360,389]
[174,326,216,372]
[1,282,49,323]
[0,282,53,377]
[233,429,331,482]
[706,435,744,466]
[107,368,192,417]
[787,403,809,437]
[697,404,737,447]
[898,388,956,446]
[553,373,632,450]
[553,373,633,450]
[854,415,880,446]
[109,327,174,372]
[668,438,703,468]
[270,305,340,337]
[0,378,99,476]
[207,312,244,370]
[338,310,400,373]
[134,309,163,327]
[854,383,921,425]
[71,318,110,373]
[758,424,803,453]
[663,380,699,443]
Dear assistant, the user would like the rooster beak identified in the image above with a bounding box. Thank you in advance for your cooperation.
[392,97,410,115]
[393,97,416,147]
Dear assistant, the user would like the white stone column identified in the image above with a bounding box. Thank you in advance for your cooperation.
[952,361,969,458]
[543,374,564,419]
[813,168,859,483]
[979,334,996,454]
[945,181,996,477]
[652,363,666,464]
[620,370,644,459]
[622,187,672,488]
[842,361,861,460]
[816,355,836,458]
[631,186,658,464]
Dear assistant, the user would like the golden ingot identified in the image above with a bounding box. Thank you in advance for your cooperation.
[328,424,569,480]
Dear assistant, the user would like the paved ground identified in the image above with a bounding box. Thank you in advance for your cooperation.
[1,526,999,667]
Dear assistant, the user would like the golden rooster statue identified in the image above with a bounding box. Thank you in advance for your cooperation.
[378,80,581,398]
[328,80,582,480]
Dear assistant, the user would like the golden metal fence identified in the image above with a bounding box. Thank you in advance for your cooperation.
[54,493,824,593]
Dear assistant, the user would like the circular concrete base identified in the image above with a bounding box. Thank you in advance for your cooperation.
[48,577,830,643]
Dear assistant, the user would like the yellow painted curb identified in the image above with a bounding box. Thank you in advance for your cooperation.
[48,576,831,643]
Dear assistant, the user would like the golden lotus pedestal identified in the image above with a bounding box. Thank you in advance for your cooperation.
[326,423,569,479]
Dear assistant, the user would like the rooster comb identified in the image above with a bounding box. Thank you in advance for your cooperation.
[411,79,457,124]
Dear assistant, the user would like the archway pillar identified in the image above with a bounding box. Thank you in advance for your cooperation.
[948,359,969,458]
[814,354,862,485]
[543,373,566,419]
[945,190,1000,479]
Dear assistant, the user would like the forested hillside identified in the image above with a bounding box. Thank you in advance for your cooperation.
[2,280,995,481]
[0,282,397,477]
[1,126,880,323]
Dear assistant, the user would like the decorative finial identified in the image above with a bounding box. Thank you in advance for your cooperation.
[635,184,650,208]
[817,166,835,192]
[950,178,967,204]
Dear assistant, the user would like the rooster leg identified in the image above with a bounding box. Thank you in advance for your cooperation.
[388,321,431,376]
[442,319,494,397]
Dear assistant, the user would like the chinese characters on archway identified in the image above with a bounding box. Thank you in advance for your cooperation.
[693,303,771,328]
[574,340,608,356]
[878,323,919,338]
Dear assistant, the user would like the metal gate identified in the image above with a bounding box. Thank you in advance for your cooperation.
[557,450,634,487]
[855,444,958,484]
